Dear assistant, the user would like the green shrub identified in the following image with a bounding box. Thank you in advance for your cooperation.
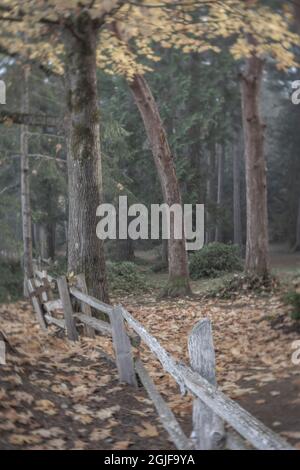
[107,261,147,293]
[283,291,300,320]
[189,243,243,279]
[0,258,23,303]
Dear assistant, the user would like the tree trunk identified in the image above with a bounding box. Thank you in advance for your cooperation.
[20,66,33,291]
[39,223,56,260]
[215,144,225,242]
[233,131,243,248]
[293,3,300,253]
[205,145,216,244]
[116,239,135,262]
[293,196,300,252]
[46,222,56,260]
[63,13,109,302]
[129,74,191,297]
[240,56,269,277]
[161,238,168,266]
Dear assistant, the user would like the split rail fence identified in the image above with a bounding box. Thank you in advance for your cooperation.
[27,269,294,451]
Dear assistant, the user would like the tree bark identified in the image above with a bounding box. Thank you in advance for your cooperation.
[293,3,300,252]
[129,74,191,297]
[205,145,216,244]
[161,238,168,266]
[20,66,34,290]
[63,12,109,302]
[233,131,243,248]
[293,196,300,252]
[116,239,135,262]
[240,56,269,277]
[215,144,225,242]
[39,223,56,260]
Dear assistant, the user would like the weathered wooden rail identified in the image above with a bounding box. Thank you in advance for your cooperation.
[28,270,294,451]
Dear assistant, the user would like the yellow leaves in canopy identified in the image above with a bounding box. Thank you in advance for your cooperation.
[0,0,299,77]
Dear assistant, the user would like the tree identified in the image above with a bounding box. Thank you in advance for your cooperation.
[240,53,269,276]
[62,11,109,301]
[20,65,33,290]
[215,144,225,243]
[129,74,191,296]
[233,129,243,248]
[1,0,298,291]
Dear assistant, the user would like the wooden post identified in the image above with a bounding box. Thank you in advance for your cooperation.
[75,273,95,338]
[42,270,53,301]
[27,279,47,330]
[110,305,137,386]
[188,318,226,450]
[57,276,78,341]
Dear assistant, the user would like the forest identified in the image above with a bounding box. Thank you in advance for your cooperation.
[0,0,300,454]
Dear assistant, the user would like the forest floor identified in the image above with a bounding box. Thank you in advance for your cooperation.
[1,245,300,450]
[0,301,174,450]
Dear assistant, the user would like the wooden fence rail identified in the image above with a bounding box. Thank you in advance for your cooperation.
[27,270,294,451]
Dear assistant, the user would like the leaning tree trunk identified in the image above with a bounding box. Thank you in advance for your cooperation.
[240,56,269,277]
[63,13,109,302]
[129,75,191,297]
[20,65,33,292]
[233,131,243,248]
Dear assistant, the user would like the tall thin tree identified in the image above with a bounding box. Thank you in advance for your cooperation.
[20,65,34,292]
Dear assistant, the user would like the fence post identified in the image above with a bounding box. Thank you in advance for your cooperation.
[41,270,53,302]
[57,276,78,341]
[110,305,137,387]
[188,318,226,450]
[27,278,47,330]
[75,273,95,338]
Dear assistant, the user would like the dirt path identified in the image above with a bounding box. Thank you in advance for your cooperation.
[0,302,174,450]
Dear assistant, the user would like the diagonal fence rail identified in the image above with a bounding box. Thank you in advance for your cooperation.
[27,269,294,451]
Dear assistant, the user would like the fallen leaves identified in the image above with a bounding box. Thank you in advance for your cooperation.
[9,434,41,445]
[1,294,300,450]
[35,399,57,416]
[96,405,120,421]
[134,422,159,438]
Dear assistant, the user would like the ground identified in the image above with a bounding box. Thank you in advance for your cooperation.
[0,302,174,450]
[0,244,300,450]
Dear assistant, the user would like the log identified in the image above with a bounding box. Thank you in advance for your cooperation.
[57,276,78,341]
[44,299,63,312]
[69,287,112,316]
[226,429,250,450]
[120,306,293,450]
[135,359,193,450]
[188,319,225,449]
[34,269,56,285]
[175,363,293,450]
[109,305,137,387]
[44,314,65,329]
[74,312,112,335]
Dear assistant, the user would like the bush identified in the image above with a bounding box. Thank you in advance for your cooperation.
[0,258,23,303]
[189,243,243,279]
[107,261,147,293]
[283,291,300,320]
